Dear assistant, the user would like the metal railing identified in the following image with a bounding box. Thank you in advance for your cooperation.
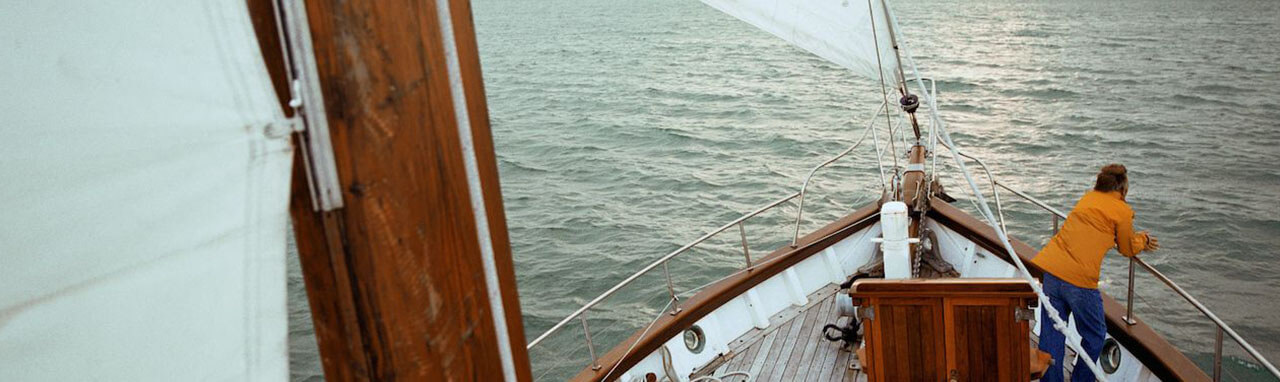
[790,77,937,248]
[525,191,797,349]
[527,102,897,373]
[791,100,886,247]
[993,181,1280,381]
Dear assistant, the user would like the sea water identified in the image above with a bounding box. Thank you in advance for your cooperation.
[288,0,1280,380]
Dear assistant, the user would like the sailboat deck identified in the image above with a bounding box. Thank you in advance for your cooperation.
[690,282,1076,382]
[693,286,867,382]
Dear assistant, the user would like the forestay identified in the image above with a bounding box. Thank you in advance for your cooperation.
[0,1,291,380]
[698,0,912,85]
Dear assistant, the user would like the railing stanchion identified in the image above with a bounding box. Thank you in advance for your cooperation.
[663,261,681,315]
[580,313,601,371]
[1124,256,1137,325]
[791,100,886,248]
[1213,326,1224,381]
[527,192,796,350]
[995,180,1280,379]
[791,194,805,248]
[739,222,752,268]
[1052,214,1059,235]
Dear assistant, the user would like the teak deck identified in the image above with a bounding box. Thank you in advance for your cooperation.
[693,286,867,382]
[691,280,1079,382]
[584,200,1208,381]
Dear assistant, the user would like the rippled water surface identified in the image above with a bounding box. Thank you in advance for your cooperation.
[289,0,1280,380]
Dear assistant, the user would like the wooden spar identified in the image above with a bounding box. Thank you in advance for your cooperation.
[902,145,926,274]
[900,145,927,209]
[276,0,532,380]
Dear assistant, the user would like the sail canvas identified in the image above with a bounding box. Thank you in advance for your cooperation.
[0,1,292,380]
[698,0,912,85]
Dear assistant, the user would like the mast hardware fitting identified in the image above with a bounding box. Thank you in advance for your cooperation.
[899,94,919,113]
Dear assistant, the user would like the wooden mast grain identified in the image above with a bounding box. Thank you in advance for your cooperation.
[285,0,532,380]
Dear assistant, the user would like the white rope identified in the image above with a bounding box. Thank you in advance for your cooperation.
[934,105,1112,382]
[869,102,890,192]
[886,6,1110,378]
[865,0,898,173]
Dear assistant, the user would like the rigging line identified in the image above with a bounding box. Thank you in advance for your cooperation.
[884,112,909,195]
[532,336,593,381]
[601,298,676,381]
[877,0,909,97]
[887,10,1110,379]
[894,111,910,153]
[865,0,899,174]
[869,103,889,191]
[935,130,1110,381]
[878,0,923,142]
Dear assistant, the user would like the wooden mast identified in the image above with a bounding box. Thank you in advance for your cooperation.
[280,0,532,380]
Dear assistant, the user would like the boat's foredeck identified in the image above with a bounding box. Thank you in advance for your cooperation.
[693,285,866,382]
[689,281,1087,382]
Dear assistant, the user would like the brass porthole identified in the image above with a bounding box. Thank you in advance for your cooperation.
[683,325,706,354]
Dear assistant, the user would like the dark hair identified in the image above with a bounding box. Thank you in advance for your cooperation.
[1094,163,1128,192]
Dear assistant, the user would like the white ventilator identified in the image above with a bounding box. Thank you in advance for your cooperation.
[877,201,916,279]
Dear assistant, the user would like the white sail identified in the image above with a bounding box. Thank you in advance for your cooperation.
[0,1,291,380]
[699,0,911,84]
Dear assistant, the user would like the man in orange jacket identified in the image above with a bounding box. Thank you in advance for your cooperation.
[1031,164,1160,382]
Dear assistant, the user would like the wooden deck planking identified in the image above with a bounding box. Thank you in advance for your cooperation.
[829,337,854,382]
[772,298,823,381]
[746,324,786,379]
[692,286,874,381]
[754,305,806,381]
[723,334,766,382]
[790,296,835,381]
[700,287,1076,382]
[807,302,845,382]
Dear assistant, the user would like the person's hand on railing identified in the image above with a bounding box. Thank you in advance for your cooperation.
[1138,231,1160,252]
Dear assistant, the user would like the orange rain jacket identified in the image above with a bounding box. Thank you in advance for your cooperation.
[1031,190,1149,289]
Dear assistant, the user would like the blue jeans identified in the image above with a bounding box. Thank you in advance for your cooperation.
[1038,273,1107,382]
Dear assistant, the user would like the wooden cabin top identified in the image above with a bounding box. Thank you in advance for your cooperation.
[849,278,1039,300]
[850,278,1039,382]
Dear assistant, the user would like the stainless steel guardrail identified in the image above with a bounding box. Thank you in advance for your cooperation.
[527,100,898,373]
[994,181,1280,381]
[791,100,886,247]
[525,191,798,360]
